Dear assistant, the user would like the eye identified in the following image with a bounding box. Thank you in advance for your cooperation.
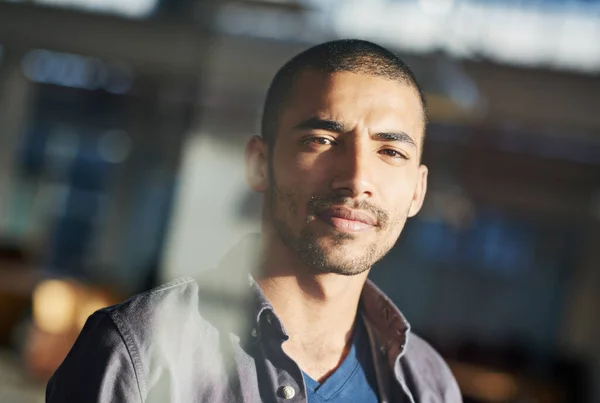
[380,149,408,160]
[303,137,335,146]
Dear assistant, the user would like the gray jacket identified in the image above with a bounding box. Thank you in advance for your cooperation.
[47,238,462,403]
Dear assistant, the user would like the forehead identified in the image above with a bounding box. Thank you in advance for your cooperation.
[280,70,425,139]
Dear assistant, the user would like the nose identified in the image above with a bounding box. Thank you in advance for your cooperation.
[330,141,375,198]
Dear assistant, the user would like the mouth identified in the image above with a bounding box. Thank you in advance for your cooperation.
[316,206,378,233]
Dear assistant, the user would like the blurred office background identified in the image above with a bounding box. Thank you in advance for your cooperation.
[0,0,599,401]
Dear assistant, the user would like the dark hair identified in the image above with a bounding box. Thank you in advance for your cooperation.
[261,39,427,148]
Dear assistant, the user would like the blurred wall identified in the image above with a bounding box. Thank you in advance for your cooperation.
[162,133,260,281]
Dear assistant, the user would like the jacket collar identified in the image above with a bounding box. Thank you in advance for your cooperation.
[360,279,411,368]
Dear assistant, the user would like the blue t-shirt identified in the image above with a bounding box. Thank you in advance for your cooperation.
[302,316,379,403]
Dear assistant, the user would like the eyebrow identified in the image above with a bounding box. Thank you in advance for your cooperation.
[294,117,417,148]
[372,131,417,148]
[294,117,347,133]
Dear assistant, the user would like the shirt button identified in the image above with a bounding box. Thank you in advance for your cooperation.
[250,328,258,337]
[279,385,295,400]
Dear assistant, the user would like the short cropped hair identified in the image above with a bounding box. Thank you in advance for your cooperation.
[261,39,427,148]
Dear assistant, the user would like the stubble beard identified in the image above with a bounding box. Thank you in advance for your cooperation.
[267,169,403,276]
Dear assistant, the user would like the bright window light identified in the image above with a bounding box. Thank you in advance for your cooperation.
[33,0,158,18]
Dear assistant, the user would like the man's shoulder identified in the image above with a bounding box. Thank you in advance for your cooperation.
[103,277,200,319]
[403,332,449,369]
[98,274,253,346]
[400,332,462,401]
[98,277,206,346]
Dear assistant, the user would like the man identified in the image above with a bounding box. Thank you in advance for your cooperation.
[47,39,461,402]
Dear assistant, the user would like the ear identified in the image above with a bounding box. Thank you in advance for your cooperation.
[407,164,428,218]
[245,135,269,193]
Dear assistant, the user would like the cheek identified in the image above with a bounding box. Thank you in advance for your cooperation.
[378,176,419,225]
[380,173,416,204]
[271,162,310,212]
[295,155,325,177]
[276,152,327,191]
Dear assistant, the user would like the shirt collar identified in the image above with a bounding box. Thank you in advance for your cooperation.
[360,279,411,368]
[249,277,289,339]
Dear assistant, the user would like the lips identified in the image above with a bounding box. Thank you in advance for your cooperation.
[318,206,378,227]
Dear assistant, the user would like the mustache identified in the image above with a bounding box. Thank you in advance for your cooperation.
[307,194,390,227]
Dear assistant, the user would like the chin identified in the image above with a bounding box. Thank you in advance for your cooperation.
[290,226,389,274]
[313,258,372,276]
[303,242,378,276]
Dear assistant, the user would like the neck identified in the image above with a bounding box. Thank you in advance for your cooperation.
[256,229,370,381]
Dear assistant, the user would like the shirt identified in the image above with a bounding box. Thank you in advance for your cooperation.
[302,315,378,403]
[46,235,462,403]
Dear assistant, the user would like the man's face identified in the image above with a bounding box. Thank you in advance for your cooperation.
[261,70,427,275]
